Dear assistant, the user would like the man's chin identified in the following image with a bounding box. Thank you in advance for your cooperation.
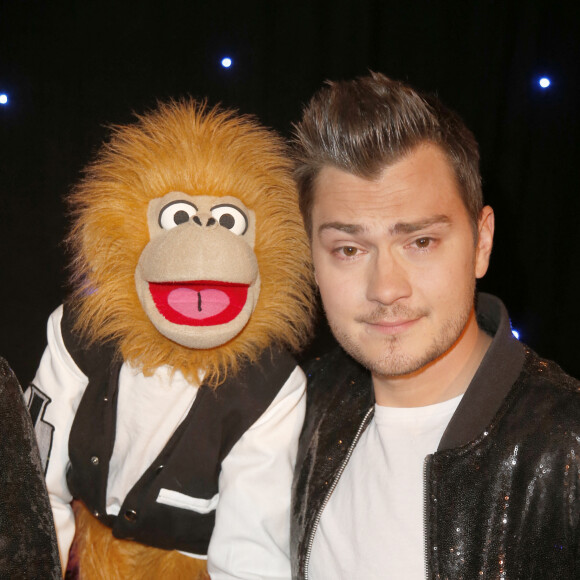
[333,329,454,379]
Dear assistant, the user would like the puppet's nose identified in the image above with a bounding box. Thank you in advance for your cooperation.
[192,215,217,227]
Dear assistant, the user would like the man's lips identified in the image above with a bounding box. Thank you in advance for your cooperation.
[149,281,249,326]
[362,317,422,335]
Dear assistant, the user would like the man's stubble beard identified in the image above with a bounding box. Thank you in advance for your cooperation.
[325,281,476,379]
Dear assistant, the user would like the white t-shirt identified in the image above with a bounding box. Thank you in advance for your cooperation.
[310,394,462,580]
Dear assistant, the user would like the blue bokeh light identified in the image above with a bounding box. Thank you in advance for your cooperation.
[221,57,233,69]
[539,77,551,89]
[0,94,8,105]
[511,329,520,340]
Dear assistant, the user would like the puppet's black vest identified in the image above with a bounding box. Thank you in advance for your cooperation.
[61,304,296,555]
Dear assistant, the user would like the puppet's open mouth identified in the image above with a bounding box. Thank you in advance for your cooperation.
[149,281,249,326]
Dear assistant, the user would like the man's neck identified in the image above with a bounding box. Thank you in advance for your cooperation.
[372,310,492,408]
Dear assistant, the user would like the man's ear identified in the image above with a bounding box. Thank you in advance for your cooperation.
[475,205,495,279]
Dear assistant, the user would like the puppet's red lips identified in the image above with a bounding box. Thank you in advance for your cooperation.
[149,281,249,326]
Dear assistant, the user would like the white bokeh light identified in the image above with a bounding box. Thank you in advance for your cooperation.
[539,77,551,88]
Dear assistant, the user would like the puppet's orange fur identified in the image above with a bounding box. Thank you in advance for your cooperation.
[67,100,315,387]
[72,502,210,579]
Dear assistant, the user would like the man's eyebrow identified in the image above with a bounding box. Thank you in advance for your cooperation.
[317,216,451,236]
[317,222,366,235]
[389,215,451,235]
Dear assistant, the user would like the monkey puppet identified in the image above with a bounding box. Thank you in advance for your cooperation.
[26,101,315,579]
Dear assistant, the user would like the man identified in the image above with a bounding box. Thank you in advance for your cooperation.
[290,72,580,579]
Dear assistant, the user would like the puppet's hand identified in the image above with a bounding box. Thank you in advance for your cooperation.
[72,502,210,579]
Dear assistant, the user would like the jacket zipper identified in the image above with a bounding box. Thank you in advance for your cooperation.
[303,407,374,579]
[423,454,433,580]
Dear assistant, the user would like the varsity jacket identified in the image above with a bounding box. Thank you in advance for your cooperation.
[291,293,580,579]
[60,302,296,555]
[29,304,306,579]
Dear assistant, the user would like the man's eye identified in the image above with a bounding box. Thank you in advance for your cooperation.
[341,246,359,257]
[415,237,431,249]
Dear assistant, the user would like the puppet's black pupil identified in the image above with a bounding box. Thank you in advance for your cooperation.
[219,214,235,229]
[174,210,190,225]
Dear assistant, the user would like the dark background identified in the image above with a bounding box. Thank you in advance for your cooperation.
[1,0,579,385]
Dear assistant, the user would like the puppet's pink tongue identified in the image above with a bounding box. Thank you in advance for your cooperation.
[149,281,249,326]
[167,287,230,319]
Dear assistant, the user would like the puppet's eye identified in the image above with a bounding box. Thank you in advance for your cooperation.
[159,201,197,230]
[210,204,248,236]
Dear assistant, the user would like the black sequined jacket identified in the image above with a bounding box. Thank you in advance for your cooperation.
[0,357,62,579]
[291,294,580,579]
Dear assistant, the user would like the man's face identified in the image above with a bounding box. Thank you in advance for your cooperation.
[311,144,493,380]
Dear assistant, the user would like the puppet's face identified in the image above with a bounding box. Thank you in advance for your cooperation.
[69,101,315,385]
[135,191,260,349]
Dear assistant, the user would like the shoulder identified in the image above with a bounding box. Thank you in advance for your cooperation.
[0,357,19,399]
[507,348,580,432]
[0,357,28,429]
[60,301,119,377]
[299,347,372,440]
[298,346,373,447]
[302,346,368,401]
[520,348,580,399]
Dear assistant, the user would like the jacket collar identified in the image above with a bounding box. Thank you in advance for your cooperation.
[437,293,526,451]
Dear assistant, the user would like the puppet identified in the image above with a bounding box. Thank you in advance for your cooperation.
[26,100,315,579]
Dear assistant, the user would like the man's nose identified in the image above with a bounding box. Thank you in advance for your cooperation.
[366,249,412,305]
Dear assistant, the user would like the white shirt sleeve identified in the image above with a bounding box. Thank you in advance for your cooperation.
[26,305,88,569]
[207,365,306,580]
